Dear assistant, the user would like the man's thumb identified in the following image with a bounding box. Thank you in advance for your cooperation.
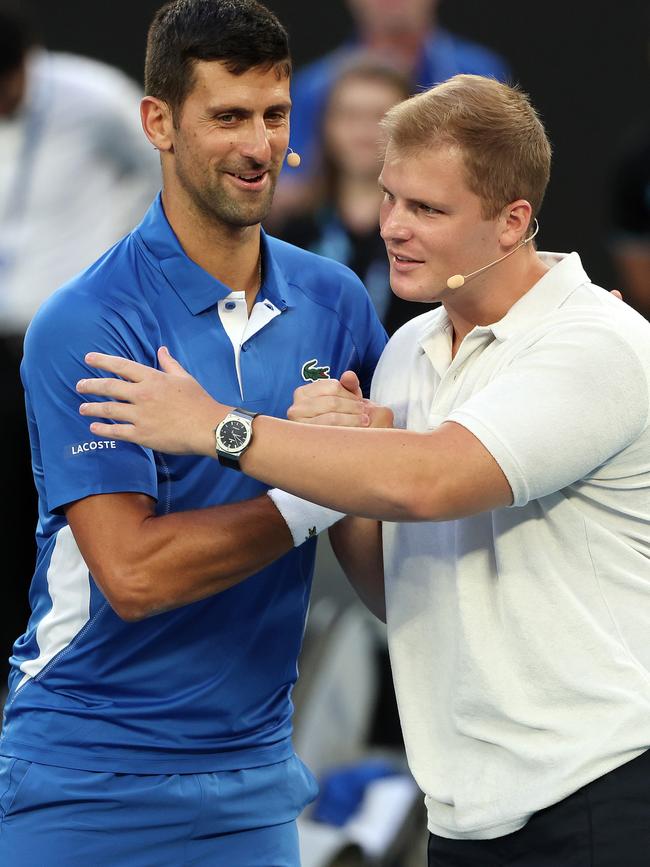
[340,369,362,398]
[158,345,187,375]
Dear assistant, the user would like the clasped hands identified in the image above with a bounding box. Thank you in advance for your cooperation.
[288,370,394,429]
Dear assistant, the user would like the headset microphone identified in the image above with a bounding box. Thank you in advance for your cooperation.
[446,219,540,290]
[286,148,301,168]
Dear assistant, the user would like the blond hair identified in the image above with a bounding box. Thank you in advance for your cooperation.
[380,74,552,220]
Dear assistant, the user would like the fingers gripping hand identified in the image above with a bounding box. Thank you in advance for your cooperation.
[77,347,220,454]
[364,401,395,429]
[341,370,394,429]
[335,370,393,429]
[287,369,369,427]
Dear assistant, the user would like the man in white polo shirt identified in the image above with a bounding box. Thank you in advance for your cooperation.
[76,74,650,865]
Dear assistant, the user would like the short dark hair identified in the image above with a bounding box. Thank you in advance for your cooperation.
[145,0,291,120]
[0,1,35,77]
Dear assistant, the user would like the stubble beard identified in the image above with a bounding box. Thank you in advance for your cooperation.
[176,158,278,229]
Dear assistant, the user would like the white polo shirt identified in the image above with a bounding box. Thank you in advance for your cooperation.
[372,252,650,840]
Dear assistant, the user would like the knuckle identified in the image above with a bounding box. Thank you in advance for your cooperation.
[325,396,341,412]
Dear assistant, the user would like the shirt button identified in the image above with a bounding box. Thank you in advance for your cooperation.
[241,343,248,352]
[225,301,236,310]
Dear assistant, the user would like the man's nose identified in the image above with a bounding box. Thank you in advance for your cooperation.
[240,117,272,165]
[380,203,412,241]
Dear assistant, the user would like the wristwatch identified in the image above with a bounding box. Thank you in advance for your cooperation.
[215,408,259,470]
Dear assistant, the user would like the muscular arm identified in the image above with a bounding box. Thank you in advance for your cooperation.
[239,416,510,520]
[65,491,293,622]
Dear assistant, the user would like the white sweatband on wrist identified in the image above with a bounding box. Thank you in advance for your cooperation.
[267,488,345,547]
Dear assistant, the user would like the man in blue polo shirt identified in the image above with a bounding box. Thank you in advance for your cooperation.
[0,1,386,865]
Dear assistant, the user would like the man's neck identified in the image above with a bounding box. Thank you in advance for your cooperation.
[161,188,262,313]
[446,252,550,357]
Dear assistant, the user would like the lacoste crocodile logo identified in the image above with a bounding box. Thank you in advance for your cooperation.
[301,358,331,382]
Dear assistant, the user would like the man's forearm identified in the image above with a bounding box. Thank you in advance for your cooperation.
[138,497,294,617]
[66,493,293,621]
[329,516,386,622]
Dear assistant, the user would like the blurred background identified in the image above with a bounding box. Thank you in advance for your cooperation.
[31,0,650,293]
[2,1,649,864]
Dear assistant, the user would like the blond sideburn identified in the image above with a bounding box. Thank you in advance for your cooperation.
[380,74,552,221]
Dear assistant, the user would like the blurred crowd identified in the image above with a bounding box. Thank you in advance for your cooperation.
[0,3,648,858]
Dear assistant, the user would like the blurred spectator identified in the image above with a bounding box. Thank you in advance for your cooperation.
[279,58,436,334]
[609,126,650,320]
[274,0,511,217]
[0,4,159,331]
[0,1,159,687]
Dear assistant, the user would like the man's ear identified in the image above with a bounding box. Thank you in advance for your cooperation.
[141,96,175,153]
[499,200,533,248]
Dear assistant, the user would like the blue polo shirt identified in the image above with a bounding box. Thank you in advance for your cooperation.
[1,196,387,774]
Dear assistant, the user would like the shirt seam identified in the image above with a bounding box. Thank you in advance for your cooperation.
[6,602,111,709]
[583,517,650,688]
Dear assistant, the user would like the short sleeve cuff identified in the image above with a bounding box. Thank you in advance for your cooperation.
[446,409,532,508]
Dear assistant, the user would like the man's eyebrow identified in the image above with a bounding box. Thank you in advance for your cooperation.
[378,180,446,211]
[206,101,292,115]
[265,101,292,113]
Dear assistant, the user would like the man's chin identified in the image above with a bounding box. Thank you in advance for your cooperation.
[389,277,442,304]
[233,205,274,228]
[211,188,276,228]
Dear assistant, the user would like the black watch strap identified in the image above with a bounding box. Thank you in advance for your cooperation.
[217,453,241,470]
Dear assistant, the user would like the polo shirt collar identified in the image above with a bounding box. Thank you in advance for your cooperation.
[417,252,588,364]
[489,252,588,341]
[135,194,289,315]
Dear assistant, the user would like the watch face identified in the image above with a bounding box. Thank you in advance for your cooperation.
[219,419,249,452]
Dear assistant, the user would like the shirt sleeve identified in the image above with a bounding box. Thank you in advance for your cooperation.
[22,292,159,514]
[446,321,650,506]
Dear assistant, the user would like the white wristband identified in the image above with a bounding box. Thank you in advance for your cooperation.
[267,488,345,547]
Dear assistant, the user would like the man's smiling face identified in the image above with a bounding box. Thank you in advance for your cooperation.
[169,59,291,228]
[379,140,500,304]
